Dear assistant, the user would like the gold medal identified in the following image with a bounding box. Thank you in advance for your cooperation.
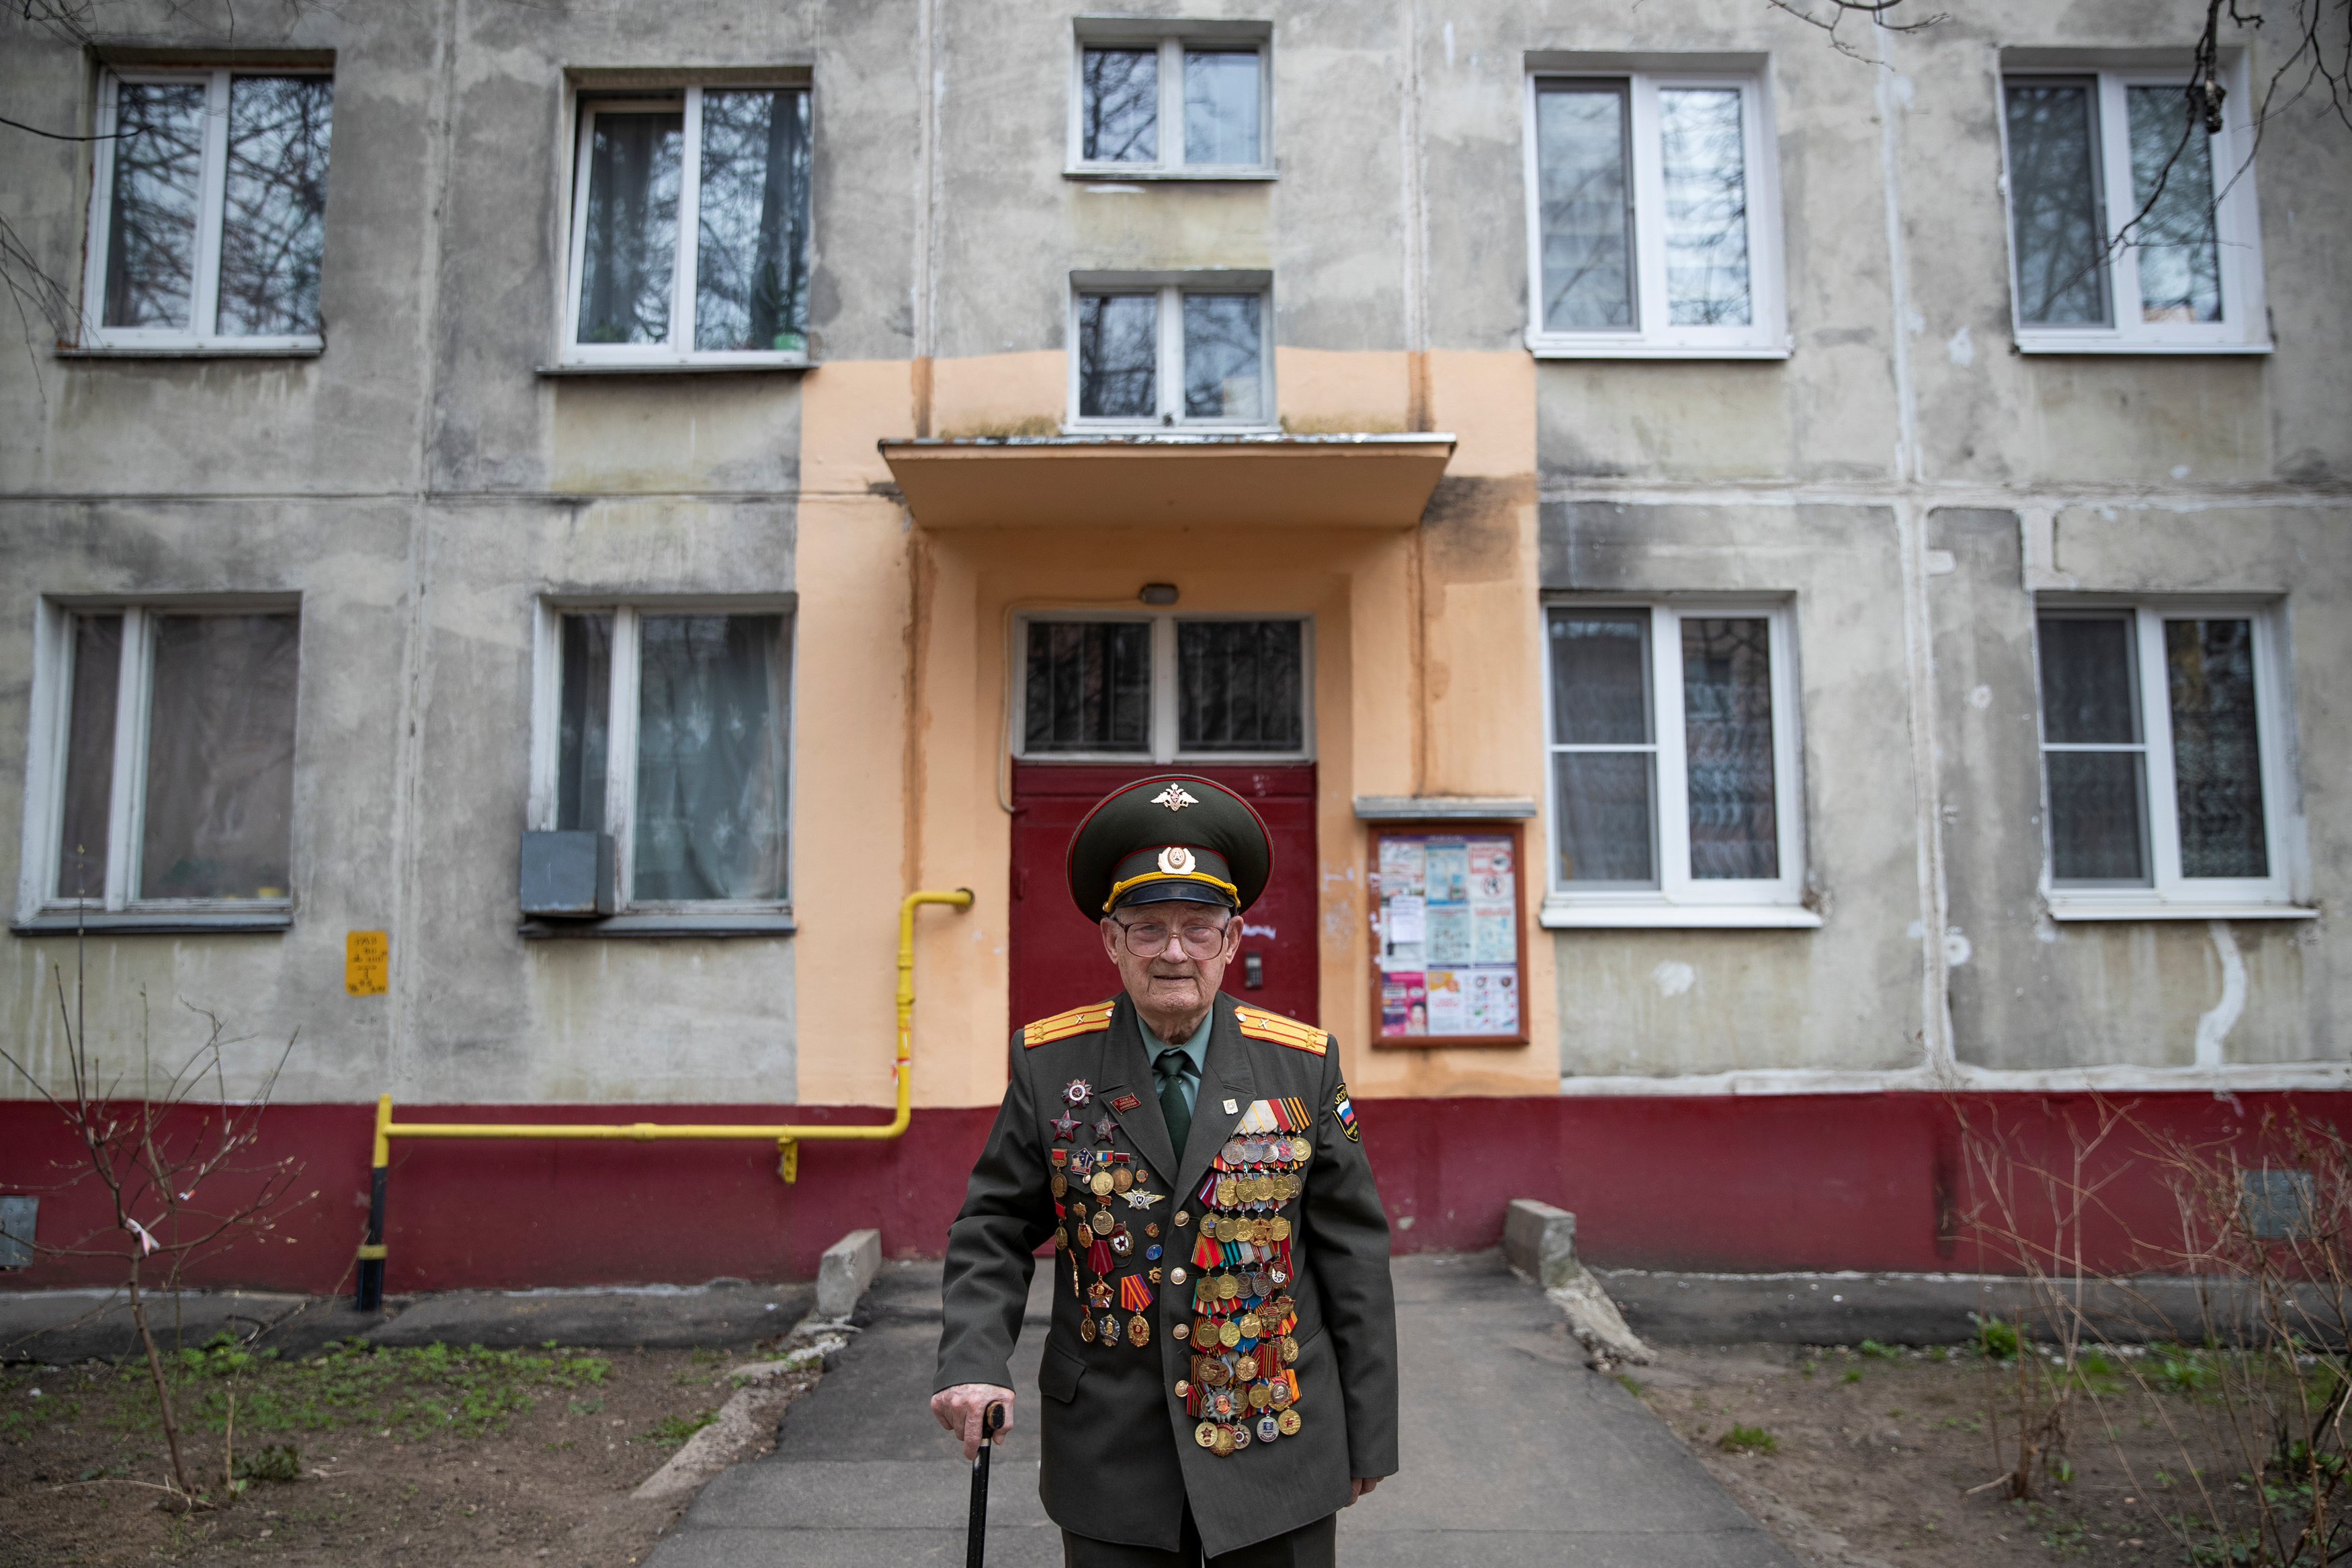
[1277,1408,1301,1436]
[1270,1216,1292,1241]
[1050,1174,1067,1198]
[1195,1422,1219,1449]
[1091,1170,1114,1196]
[1215,1176,1238,1207]
[1199,1356,1228,1387]
[1216,1274,1241,1302]
[1194,1315,1217,1344]
[1113,1167,1133,1193]
[1091,1208,1114,1235]
[1128,1313,1150,1348]
[1219,1319,1241,1348]
[1238,1312,1263,1339]
[1234,1353,1259,1381]
[1280,1335,1299,1365]
[1212,1426,1235,1456]
[1248,1381,1272,1409]
[1079,1314,1097,1344]
[1053,1226,1068,1251]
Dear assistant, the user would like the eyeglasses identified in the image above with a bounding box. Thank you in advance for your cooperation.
[1112,915,1235,959]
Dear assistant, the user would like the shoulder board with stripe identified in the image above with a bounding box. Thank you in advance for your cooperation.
[1234,1006,1330,1056]
[1022,1001,1116,1048]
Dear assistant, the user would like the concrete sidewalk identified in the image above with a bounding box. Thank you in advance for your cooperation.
[646,1252,1798,1567]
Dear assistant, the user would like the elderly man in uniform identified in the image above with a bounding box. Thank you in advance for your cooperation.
[933,775,1398,1566]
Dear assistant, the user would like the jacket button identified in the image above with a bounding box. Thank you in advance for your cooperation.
[1174,1210,1190,1227]
[1169,1266,1187,1284]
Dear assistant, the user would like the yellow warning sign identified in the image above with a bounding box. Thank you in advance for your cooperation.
[345,931,388,996]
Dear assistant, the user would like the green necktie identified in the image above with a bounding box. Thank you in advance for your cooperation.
[1154,1047,1195,1164]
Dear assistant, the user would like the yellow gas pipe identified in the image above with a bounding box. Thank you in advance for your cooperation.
[353,889,972,1309]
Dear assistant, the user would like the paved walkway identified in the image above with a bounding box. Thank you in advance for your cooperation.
[646,1251,1797,1567]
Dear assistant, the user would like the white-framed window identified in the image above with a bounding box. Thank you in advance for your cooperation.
[561,85,812,367]
[79,69,333,353]
[1522,71,1786,359]
[1999,62,2267,353]
[529,604,794,910]
[21,601,300,920]
[1539,602,1811,926]
[1067,24,1272,178]
[2034,604,2302,918]
[1068,277,1273,429]
[1013,613,1310,765]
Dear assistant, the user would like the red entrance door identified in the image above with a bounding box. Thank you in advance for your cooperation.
[1009,763,1319,1031]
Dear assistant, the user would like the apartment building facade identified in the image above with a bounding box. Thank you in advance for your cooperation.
[2,0,2345,1292]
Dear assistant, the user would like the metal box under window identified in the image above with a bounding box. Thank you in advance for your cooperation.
[519,830,614,917]
[0,1196,34,1269]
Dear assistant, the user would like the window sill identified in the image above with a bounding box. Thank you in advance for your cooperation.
[1065,167,1278,183]
[2012,338,2274,357]
[1058,423,1284,437]
[2044,899,2316,922]
[58,343,323,361]
[538,359,812,377]
[1526,336,1793,361]
[1540,902,1822,929]
[518,912,797,939]
[12,910,292,935]
[1354,795,1538,821]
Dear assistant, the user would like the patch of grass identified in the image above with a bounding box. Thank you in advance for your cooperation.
[1971,1313,2021,1361]
[1717,1424,1778,1455]
[638,1409,720,1448]
[689,1347,727,1365]
[1801,1358,1819,1379]
[1841,1367,1863,1385]
[2152,1345,2222,1395]
[1615,1374,1647,1397]
[1858,1339,1902,1360]
[234,1442,302,1484]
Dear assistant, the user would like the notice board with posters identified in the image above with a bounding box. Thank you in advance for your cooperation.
[1369,825,1527,1047]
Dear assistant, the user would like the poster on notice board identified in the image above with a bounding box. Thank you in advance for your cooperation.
[1370,824,1526,1047]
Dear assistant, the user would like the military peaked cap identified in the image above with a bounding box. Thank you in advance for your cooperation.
[1066,775,1273,918]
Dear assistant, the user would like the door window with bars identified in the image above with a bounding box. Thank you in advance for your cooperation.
[1544,604,1801,908]
[1073,284,1268,426]
[2036,607,2289,908]
[544,607,792,906]
[38,607,299,912]
[1073,36,1268,173]
[2001,69,2265,351]
[564,87,812,364]
[81,71,333,350]
[1018,615,1308,762]
[1525,73,1784,357]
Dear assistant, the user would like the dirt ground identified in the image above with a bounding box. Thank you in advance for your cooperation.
[0,1331,823,1568]
[1641,1340,2272,1567]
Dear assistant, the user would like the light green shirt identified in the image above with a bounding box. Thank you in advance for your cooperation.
[1142,1009,1214,1116]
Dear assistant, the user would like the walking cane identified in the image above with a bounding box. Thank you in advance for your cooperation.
[966,1401,1005,1568]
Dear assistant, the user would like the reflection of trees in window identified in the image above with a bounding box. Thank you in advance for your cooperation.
[1082,49,1158,162]
[1181,294,1261,419]
[2128,87,2222,324]
[1536,86,1634,331]
[1025,622,1150,752]
[577,111,682,345]
[695,90,812,353]
[1179,621,1300,751]
[102,83,206,329]
[218,77,333,337]
[2005,82,2111,326]
[1658,89,1751,326]
[1078,294,1157,417]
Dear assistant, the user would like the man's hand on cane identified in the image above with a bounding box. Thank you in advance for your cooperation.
[933,1382,1017,1461]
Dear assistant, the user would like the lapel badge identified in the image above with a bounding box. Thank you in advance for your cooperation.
[1109,1092,1141,1113]
[1222,1098,1238,1116]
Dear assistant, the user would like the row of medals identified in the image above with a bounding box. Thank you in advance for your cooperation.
[1179,1134,1311,1457]
[1050,1138,1161,1350]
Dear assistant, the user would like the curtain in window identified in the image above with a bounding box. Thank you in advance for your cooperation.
[696,89,812,353]
[1548,611,1656,883]
[2166,619,2265,877]
[217,76,333,337]
[1535,86,1634,331]
[56,615,123,900]
[577,110,683,345]
[103,82,207,329]
[140,615,299,900]
[1681,617,1777,878]
[2039,615,2148,883]
[632,614,790,902]
[556,613,614,834]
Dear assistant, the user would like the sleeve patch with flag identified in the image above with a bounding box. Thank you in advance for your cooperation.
[1022,1001,1116,1048]
[1234,1005,1329,1055]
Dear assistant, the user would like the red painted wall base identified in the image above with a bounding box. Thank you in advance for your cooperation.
[3,1092,2343,1295]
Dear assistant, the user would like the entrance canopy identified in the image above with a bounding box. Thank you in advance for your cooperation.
[877,432,1456,530]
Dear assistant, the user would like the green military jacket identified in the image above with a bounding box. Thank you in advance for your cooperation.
[937,990,1399,1557]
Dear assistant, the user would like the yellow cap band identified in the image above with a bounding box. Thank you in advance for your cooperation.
[1102,869,1241,912]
